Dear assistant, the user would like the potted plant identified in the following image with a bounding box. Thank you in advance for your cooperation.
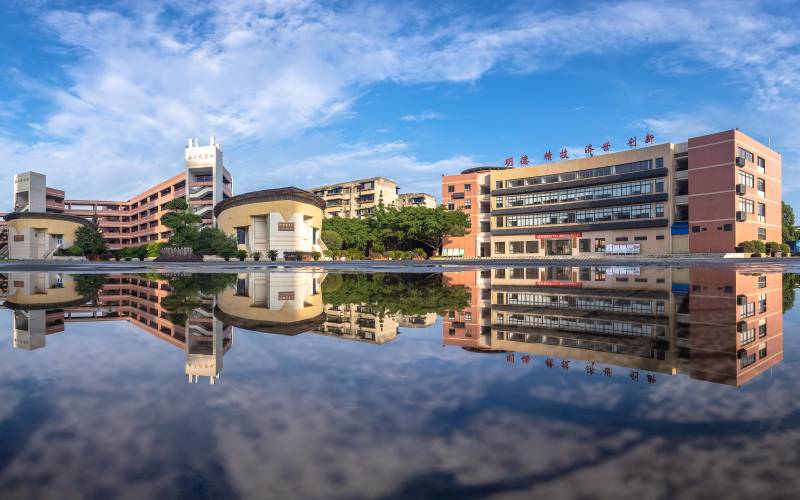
[267,249,278,261]
[136,246,148,261]
[237,249,248,261]
[253,251,262,261]
[311,251,321,261]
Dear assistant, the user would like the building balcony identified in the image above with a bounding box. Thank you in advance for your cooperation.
[735,156,746,168]
[675,169,688,180]
[674,194,688,205]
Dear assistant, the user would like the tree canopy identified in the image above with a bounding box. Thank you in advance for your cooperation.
[322,272,470,317]
[161,197,202,248]
[75,223,106,256]
[322,205,469,255]
[782,201,797,243]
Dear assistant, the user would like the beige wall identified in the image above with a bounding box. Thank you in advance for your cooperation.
[216,272,324,324]
[7,218,84,259]
[216,200,324,257]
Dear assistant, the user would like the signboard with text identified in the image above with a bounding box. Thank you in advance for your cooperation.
[277,222,295,231]
[605,243,640,255]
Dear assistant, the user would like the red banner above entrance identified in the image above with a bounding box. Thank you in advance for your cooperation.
[534,232,582,239]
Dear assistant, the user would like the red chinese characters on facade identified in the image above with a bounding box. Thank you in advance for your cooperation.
[544,150,553,162]
[504,157,513,167]
[602,141,611,152]
[520,154,529,166]
[628,136,637,148]
[585,144,594,157]
[559,148,569,159]
[645,132,655,144]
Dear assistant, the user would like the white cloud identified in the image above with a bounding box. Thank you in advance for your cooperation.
[0,0,798,204]
[400,111,447,122]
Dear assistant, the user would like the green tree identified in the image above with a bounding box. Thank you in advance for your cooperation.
[782,201,797,243]
[321,229,343,251]
[322,273,470,317]
[75,223,106,256]
[322,217,373,251]
[784,273,799,314]
[195,227,230,255]
[161,197,202,248]
[160,274,237,325]
[389,206,470,255]
[214,235,238,259]
[74,274,108,305]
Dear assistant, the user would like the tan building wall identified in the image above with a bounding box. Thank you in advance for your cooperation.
[5,213,91,259]
[214,188,325,257]
[489,143,674,257]
[398,192,437,209]
[311,177,398,218]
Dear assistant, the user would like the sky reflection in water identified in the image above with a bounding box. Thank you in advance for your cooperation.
[0,267,797,500]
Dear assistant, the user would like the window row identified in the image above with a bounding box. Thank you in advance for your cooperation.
[504,293,666,315]
[498,158,661,189]
[500,203,663,228]
[499,179,661,208]
[495,313,665,338]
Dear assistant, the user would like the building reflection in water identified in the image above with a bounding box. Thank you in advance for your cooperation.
[444,266,784,387]
[0,267,786,387]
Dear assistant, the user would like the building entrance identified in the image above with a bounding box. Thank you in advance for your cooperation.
[545,239,572,256]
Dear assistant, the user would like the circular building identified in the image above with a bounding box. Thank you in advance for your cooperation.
[3,212,93,260]
[214,187,325,258]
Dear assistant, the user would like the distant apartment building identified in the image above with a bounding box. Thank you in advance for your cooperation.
[443,266,783,387]
[398,192,437,209]
[6,138,233,254]
[311,177,399,218]
[442,129,781,257]
[311,178,437,218]
[441,167,510,257]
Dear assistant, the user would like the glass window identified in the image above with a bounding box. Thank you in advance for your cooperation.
[236,227,248,245]
[448,185,455,193]
[757,157,766,173]
[758,227,766,240]
[464,184,471,191]
[757,178,765,193]
[494,242,506,254]
[525,241,539,253]
[579,238,591,252]
[510,241,524,254]
[595,238,606,252]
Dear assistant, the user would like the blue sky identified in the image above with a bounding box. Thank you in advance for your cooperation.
[1,0,799,207]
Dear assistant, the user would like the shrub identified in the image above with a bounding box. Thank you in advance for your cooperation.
[321,230,343,251]
[214,236,238,260]
[766,241,782,254]
[781,243,791,255]
[145,241,167,258]
[346,248,364,260]
[135,245,149,261]
[741,240,766,254]
[237,249,248,261]
[412,248,427,258]
[371,241,386,254]
[253,251,262,261]
[267,249,279,261]
[311,251,321,261]
[324,249,340,259]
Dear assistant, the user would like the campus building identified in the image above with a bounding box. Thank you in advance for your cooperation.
[5,138,233,254]
[443,266,783,387]
[442,129,781,257]
[214,187,326,258]
[441,167,509,257]
[398,192,437,209]
[311,177,400,218]
[311,178,437,218]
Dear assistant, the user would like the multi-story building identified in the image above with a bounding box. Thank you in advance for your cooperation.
[493,130,780,256]
[441,167,509,257]
[398,192,437,209]
[442,266,783,387]
[311,177,399,218]
[63,138,233,249]
[0,212,8,258]
[442,129,781,257]
[6,138,233,252]
[317,303,400,344]
[442,270,493,350]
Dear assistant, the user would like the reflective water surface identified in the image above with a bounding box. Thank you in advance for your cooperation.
[0,267,798,499]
